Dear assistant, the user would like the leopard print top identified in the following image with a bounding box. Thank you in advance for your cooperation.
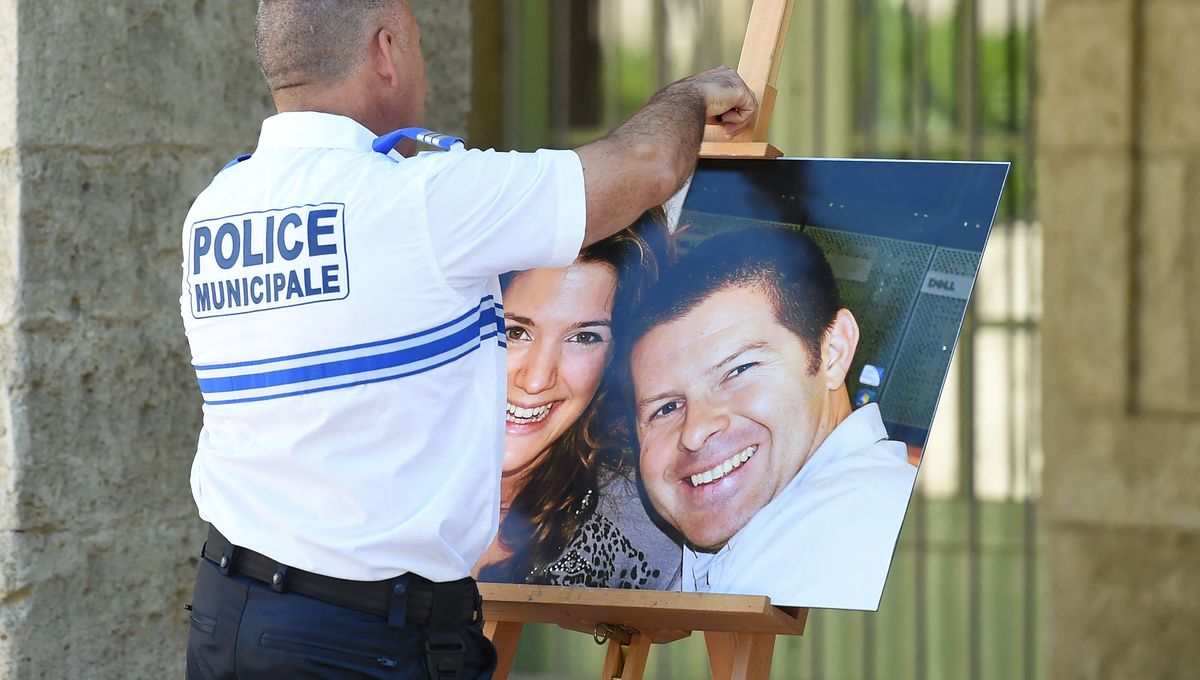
[527,469,681,589]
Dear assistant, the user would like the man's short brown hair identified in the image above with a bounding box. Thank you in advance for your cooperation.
[255,0,406,91]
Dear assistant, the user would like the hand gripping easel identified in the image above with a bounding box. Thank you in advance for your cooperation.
[699,0,793,160]
[482,3,802,679]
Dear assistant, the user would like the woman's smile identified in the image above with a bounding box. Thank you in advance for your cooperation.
[506,401,555,425]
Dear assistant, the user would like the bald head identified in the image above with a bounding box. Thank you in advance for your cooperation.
[255,0,412,92]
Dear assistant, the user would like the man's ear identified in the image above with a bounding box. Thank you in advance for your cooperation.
[820,308,860,390]
[373,29,401,87]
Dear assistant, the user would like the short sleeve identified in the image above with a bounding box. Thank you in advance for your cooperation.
[424,147,586,288]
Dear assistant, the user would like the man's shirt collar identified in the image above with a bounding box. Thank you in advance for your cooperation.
[805,403,890,474]
[256,112,378,152]
[683,542,731,593]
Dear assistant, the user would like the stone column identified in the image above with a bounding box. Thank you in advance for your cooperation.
[0,2,470,677]
[1040,1,1200,678]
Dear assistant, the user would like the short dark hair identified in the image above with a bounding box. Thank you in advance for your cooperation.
[627,226,841,373]
[255,0,405,91]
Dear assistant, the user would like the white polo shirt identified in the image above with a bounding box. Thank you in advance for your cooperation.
[179,112,585,581]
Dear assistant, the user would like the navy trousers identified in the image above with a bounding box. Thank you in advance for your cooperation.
[186,557,496,679]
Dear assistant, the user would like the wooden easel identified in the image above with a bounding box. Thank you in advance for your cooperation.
[482,3,801,679]
[481,585,807,680]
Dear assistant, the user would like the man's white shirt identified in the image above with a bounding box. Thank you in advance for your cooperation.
[681,403,917,610]
[180,112,585,582]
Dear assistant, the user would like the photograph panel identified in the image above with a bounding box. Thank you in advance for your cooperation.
[479,158,1007,612]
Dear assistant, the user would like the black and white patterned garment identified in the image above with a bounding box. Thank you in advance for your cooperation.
[530,468,682,589]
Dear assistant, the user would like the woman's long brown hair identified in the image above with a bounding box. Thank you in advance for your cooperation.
[480,207,673,584]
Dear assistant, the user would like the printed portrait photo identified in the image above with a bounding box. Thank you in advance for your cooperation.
[476,158,1008,611]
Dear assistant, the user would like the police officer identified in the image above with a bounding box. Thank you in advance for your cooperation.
[180,2,756,678]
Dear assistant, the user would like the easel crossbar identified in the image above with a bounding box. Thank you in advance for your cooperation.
[481,586,806,680]
[481,584,807,641]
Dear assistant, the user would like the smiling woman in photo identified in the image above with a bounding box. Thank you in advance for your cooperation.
[473,209,680,588]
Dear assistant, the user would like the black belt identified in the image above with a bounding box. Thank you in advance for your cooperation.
[201,525,480,625]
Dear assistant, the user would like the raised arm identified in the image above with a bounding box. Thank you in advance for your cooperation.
[574,67,757,247]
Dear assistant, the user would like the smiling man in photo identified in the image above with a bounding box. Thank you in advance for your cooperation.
[626,226,917,610]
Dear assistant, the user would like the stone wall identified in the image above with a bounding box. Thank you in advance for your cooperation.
[0,0,19,671]
[1040,1,1200,678]
[0,1,471,677]
[416,2,473,138]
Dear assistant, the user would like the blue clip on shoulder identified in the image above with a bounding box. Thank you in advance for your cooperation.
[221,153,252,171]
[372,127,466,154]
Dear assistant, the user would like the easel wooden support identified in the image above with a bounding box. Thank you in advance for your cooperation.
[483,2,801,678]
[481,585,807,680]
[699,0,795,159]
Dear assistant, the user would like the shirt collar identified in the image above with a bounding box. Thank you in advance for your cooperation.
[685,544,730,591]
[804,403,890,473]
[256,112,379,152]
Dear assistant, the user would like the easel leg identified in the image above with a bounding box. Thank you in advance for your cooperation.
[623,633,652,679]
[600,632,652,680]
[483,620,524,680]
[706,632,735,680]
[705,631,776,680]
